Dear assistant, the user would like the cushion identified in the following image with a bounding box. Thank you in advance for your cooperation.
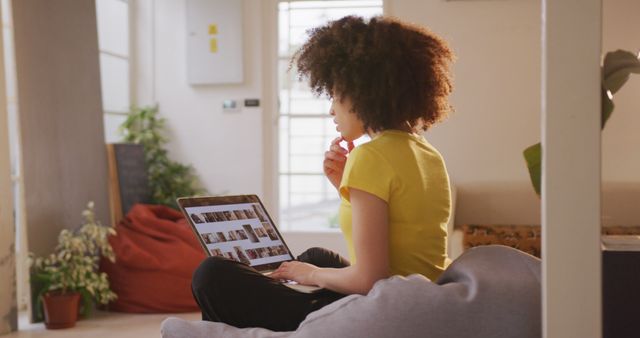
[463,224,542,257]
[463,224,640,258]
[101,204,206,312]
[161,245,541,338]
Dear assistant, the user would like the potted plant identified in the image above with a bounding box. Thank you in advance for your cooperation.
[523,49,640,195]
[29,201,117,329]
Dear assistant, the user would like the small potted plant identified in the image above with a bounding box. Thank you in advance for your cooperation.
[29,201,117,329]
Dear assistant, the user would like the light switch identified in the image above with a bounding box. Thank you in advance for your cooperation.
[244,99,260,107]
[222,100,240,112]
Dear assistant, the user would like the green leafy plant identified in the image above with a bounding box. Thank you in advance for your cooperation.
[29,202,117,320]
[523,49,640,195]
[120,105,205,208]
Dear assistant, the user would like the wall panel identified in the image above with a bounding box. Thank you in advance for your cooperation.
[12,0,109,258]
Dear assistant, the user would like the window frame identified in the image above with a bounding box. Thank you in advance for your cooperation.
[275,0,383,231]
[96,0,132,143]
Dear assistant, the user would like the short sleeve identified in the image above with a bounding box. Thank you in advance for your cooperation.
[339,145,394,202]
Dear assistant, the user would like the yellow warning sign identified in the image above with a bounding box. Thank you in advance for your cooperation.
[208,24,218,35]
[210,38,218,53]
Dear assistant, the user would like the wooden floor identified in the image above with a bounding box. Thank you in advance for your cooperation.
[6,311,201,338]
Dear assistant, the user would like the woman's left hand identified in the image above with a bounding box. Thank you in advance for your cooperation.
[269,261,320,286]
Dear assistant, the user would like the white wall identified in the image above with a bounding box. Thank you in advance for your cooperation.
[388,0,542,226]
[133,0,265,200]
[602,0,640,182]
[134,0,640,227]
[388,0,640,226]
[541,1,603,335]
[600,0,640,226]
[390,0,542,184]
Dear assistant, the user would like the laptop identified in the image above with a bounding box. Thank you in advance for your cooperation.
[177,195,322,293]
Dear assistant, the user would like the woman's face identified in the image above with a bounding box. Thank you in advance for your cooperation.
[330,95,365,142]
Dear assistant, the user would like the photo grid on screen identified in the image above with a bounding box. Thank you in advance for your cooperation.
[186,202,292,267]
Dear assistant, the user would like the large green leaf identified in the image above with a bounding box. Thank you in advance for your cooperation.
[601,50,639,128]
[601,88,615,129]
[603,50,640,95]
[523,143,542,196]
[524,49,638,196]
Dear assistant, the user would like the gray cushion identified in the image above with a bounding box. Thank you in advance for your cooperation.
[161,245,541,338]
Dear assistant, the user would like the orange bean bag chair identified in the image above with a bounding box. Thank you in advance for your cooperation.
[101,204,206,312]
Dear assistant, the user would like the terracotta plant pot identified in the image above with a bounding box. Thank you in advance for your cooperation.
[41,291,81,329]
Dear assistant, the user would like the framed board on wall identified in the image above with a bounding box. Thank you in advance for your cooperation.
[186,0,244,85]
[106,143,151,226]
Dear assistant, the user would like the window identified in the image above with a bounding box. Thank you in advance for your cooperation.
[95,0,130,143]
[277,1,382,231]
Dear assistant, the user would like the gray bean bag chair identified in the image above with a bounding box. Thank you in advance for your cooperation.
[161,245,541,338]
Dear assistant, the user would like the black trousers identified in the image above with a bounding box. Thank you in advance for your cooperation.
[191,247,350,332]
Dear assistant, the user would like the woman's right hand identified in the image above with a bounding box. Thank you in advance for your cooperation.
[324,137,353,190]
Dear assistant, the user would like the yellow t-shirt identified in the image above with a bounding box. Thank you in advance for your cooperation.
[338,130,451,281]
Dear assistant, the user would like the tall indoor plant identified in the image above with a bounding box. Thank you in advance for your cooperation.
[29,202,117,329]
[523,49,640,195]
[120,105,205,208]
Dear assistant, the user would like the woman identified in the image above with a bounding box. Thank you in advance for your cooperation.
[191,15,454,331]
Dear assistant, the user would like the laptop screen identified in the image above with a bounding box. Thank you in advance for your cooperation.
[181,197,294,270]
